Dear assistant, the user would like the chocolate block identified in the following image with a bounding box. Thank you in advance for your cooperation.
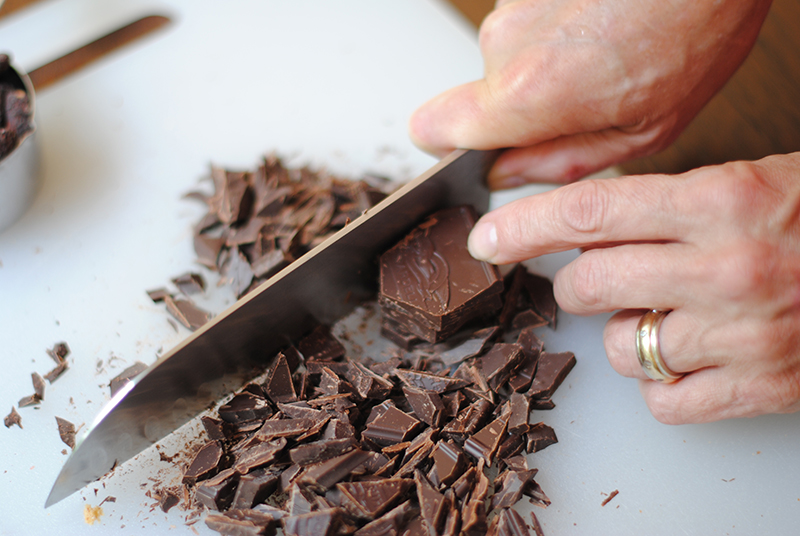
[527,351,576,399]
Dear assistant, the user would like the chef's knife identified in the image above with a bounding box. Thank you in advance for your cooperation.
[45,148,500,507]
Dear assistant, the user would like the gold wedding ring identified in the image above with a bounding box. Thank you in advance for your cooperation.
[635,310,683,383]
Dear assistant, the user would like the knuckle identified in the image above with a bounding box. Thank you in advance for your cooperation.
[602,323,634,375]
[553,180,611,238]
[564,251,608,309]
[703,241,774,300]
[687,161,768,221]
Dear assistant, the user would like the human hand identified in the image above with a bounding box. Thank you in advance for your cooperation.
[467,153,800,423]
[410,0,772,188]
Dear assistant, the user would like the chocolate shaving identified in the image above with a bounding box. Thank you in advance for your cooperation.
[55,416,76,449]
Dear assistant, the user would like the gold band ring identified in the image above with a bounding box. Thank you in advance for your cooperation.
[635,310,683,383]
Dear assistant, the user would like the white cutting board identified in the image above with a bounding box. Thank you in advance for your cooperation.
[0,1,798,535]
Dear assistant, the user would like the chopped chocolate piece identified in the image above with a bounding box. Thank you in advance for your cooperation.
[289,437,357,466]
[496,432,526,461]
[320,417,353,440]
[109,361,148,398]
[478,343,525,392]
[182,440,223,485]
[354,500,417,536]
[507,393,530,435]
[280,464,303,491]
[233,438,286,474]
[282,508,344,536]
[511,309,548,331]
[529,398,555,410]
[507,331,540,392]
[278,402,326,421]
[491,469,539,509]
[431,440,468,486]
[414,470,445,536]
[522,271,558,329]
[380,317,424,350]
[402,386,445,428]
[194,233,225,270]
[365,400,396,426]
[526,479,551,508]
[264,353,298,404]
[251,418,313,441]
[362,406,423,447]
[158,487,181,513]
[379,206,504,343]
[517,327,543,360]
[401,517,428,536]
[46,341,70,364]
[18,394,40,407]
[222,247,256,298]
[601,489,620,507]
[164,295,211,331]
[31,372,45,400]
[440,496,460,536]
[337,478,412,519]
[4,407,21,428]
[298,449,373,492]
[55,416,76,449]
[347,362,394,400]
[451,466,476,499]
[43,360,69,383]
[464,415,508,465]
[231,469,279,510]
[287,483,316,515]
[527,351,576,399]
[297,325,345,362]
[196,468,240,511]
[529,512,545,536]
[496,507,532,536]
[526,423,558,453]
[318,366,357,397]
[437,326,500,366]
[218,393,273,424]
[202,416,228,441]
[171,272,206,295]
[504,455,529,472]
[440,391,464,418]
[205,509,278,536]
[498,264,527,329]
[393,369,470,394]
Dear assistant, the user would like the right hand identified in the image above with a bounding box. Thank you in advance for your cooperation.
[410,0,773,188]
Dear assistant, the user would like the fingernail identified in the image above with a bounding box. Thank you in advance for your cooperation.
[490,175,527,190]
[468,220,498,262]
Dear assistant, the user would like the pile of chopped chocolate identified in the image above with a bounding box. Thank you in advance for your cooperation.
[177,206,575,536]
[0,54,33,160]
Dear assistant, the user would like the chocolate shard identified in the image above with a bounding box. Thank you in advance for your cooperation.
[194,233,225,270]
[379,206,504,343]
[522,271,558,329]
[464,415,508,465]
[297,325,345,362]
[157,487,181,513]
[46,342,70,364]
[231,468,279,510]
[202,416,227,441]
[318,366,357,398]
[196,468,240,511]
[507,328,541,393]
[264,353,298,404]
[431,440,469,486]
[491,469,539,510]
[55,416,76,449]
[109,361,148,398]
[511,309,548,331]
[529,398,555,410]
[414,470,446,536]
[496,432,526,461]
[233,438,286,474]
[218,392,273,424]
[4,407,21,428]
[205,508,280,536]
[31,372,45,400]
[529,512,546,536]
[507,393,530,435]
[498,264,527,330]
[18,394,41,408]
[354,500,417,536]
[451,465,476,500]
[298,449,373,492]
[526,351,576,399]
[337,478,413,519]
[526,422,558,453]
[525,479,551,508]
[347,362,394,399]
[287,483,317,516]
[282,508,345,536]
[478,343,525,392]
[496,507,533,536]
[402,386,445,428]
[393,369,470,394]
[437,326,500,366]
[251,418,315,442]
[164,295,212,331]
[182,440,223,485]
[171,272,206,295]
[289,437,358,466]
[362,406,424,447]
[43,360,69,383]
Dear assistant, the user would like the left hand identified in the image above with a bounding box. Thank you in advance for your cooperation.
[467,152,800,424]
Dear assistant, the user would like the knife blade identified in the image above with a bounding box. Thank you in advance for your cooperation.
[45,148,500,507]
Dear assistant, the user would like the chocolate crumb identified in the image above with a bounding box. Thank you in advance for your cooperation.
[4,407,21,428]
[601,489,619,507]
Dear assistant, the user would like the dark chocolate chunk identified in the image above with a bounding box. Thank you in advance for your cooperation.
[218,393,273,424]
[380,317,424,350]
[464,415,508,465]
[231,469,279,510]
[18,394,40,408]
[393,369,470,394]
[496,507,533,536]
[264,353,298,404]
[43,360,69,383]
[354,500,417,536]
[146,287,171,303]
[205,509,276,536]
[414,470,445,536]
[402,386,445,428]
[251,418,314,441]
[298,449,373,492]
[233,438,286,474]
[507,393,530,435]
[109,361,148,398]
[526,422,558,453]
[55,416,76,449]
[171,272,206,295]
[196,468,240,511]
[194,233,225,270]
[530,512,546,536]
[182,440,223,485]
[478,343,525,392]
[491,469,539,509]
[297,325,345,362]
[511,309,548,330]
[362,406,423,447]
[289,437,357,466]
[157,487,181,513]
[529,398,555,410]
[431,440,468,486]
[164,295,211,331]
[526,479,551,508]
[337,478,412,519]
[527,351,576,399]
[46,341,70,364]
[437,326,500,366]
[4,407,21,428]
[496,432,526,461]
[522,271,558,329]
[202,416,227,441]
[282,508,344,536]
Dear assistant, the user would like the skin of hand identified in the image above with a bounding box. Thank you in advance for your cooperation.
[409,0,774,189]
[466,153,800,423]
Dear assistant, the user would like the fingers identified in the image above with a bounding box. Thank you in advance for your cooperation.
[467,174,687,265]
